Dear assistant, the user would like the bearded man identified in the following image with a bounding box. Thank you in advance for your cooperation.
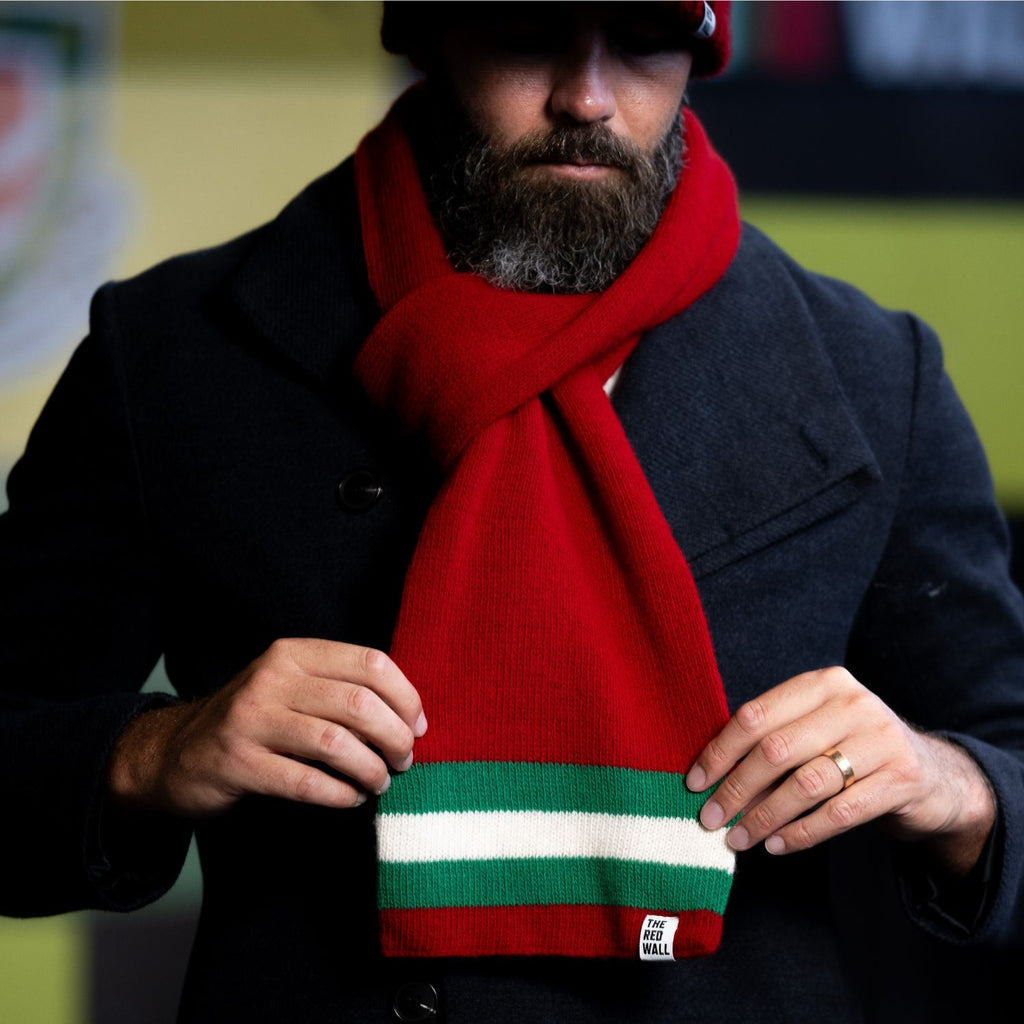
[1,3,1022,1022]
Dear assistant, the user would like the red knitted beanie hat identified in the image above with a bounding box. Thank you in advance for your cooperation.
[381,1,731,78]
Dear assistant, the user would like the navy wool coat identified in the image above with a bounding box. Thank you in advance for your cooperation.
[2,160,1023,1022]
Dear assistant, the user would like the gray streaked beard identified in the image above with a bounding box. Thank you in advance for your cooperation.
[426,111,685,294]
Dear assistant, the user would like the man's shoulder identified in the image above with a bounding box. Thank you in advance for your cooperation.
[99,225,264,328]
[98,157,362,340]
[728,222,914,345]
[724,220,917,356]
[625,219,930,493]
[619,221,927,577]
[701,221,926,401]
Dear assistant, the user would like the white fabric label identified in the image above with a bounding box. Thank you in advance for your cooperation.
[638,914,678,961]
[695,2,717,39]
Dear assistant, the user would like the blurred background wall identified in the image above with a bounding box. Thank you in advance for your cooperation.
[0,2,1021,1021]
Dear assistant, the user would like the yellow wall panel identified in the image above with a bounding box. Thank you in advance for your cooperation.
[0,917,86,1024]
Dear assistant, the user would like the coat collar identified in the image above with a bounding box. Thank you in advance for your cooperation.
[613,224,881,578]
[231,173,880,580]
[230,158,378,386]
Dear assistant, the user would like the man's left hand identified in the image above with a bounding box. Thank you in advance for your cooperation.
[686,667,997,875]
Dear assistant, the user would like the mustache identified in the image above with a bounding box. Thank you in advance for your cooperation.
[501,125,651,173]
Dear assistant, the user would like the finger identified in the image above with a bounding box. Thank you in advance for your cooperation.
[760,769,901,855]
[290,677,418,773]
[260,709,394,796]
[234,748,370,809]
[724,743,879,851]
[698,702,859,829]
[699,782,778,841]
[274,639,427,736]
[687,667,856,792]
[733,779,784,820]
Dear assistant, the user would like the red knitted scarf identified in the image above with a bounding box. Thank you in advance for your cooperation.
[354,91,740,960]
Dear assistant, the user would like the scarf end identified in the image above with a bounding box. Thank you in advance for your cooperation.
[379,905,724,960]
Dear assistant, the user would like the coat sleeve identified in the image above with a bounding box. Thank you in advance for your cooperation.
[0,289,191,916]
[847,314,1024,948]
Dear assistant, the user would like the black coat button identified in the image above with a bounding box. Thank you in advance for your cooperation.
[392,981,439,1022]
[337,468,383,512]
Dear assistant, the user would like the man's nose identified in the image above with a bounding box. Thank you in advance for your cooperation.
[549,31,617,125]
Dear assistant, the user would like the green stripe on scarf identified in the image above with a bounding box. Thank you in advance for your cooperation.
[377,857,733,912]
[377,760,710,818]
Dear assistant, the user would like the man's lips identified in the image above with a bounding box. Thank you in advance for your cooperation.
[524,160,624,179]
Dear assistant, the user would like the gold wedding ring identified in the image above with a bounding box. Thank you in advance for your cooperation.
[825,748,855,789]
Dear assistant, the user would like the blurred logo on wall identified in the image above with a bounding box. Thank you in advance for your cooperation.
[0,3,129,383]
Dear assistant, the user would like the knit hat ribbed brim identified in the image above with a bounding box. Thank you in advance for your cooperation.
[381,1,731,78]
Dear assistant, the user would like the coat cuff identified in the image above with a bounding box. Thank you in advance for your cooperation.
[84,693,194,911]
[894,731,1020,945]
[895,810,1001,940]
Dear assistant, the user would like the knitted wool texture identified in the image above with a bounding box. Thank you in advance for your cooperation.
[354,90,741,959]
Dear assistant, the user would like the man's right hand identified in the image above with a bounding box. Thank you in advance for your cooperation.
[105,639,427,818]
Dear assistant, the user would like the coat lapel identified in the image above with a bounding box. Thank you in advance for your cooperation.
[230,158,376,386]
[614,225,881,580]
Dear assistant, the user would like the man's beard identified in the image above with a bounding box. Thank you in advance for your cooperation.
[425,109,685,294]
